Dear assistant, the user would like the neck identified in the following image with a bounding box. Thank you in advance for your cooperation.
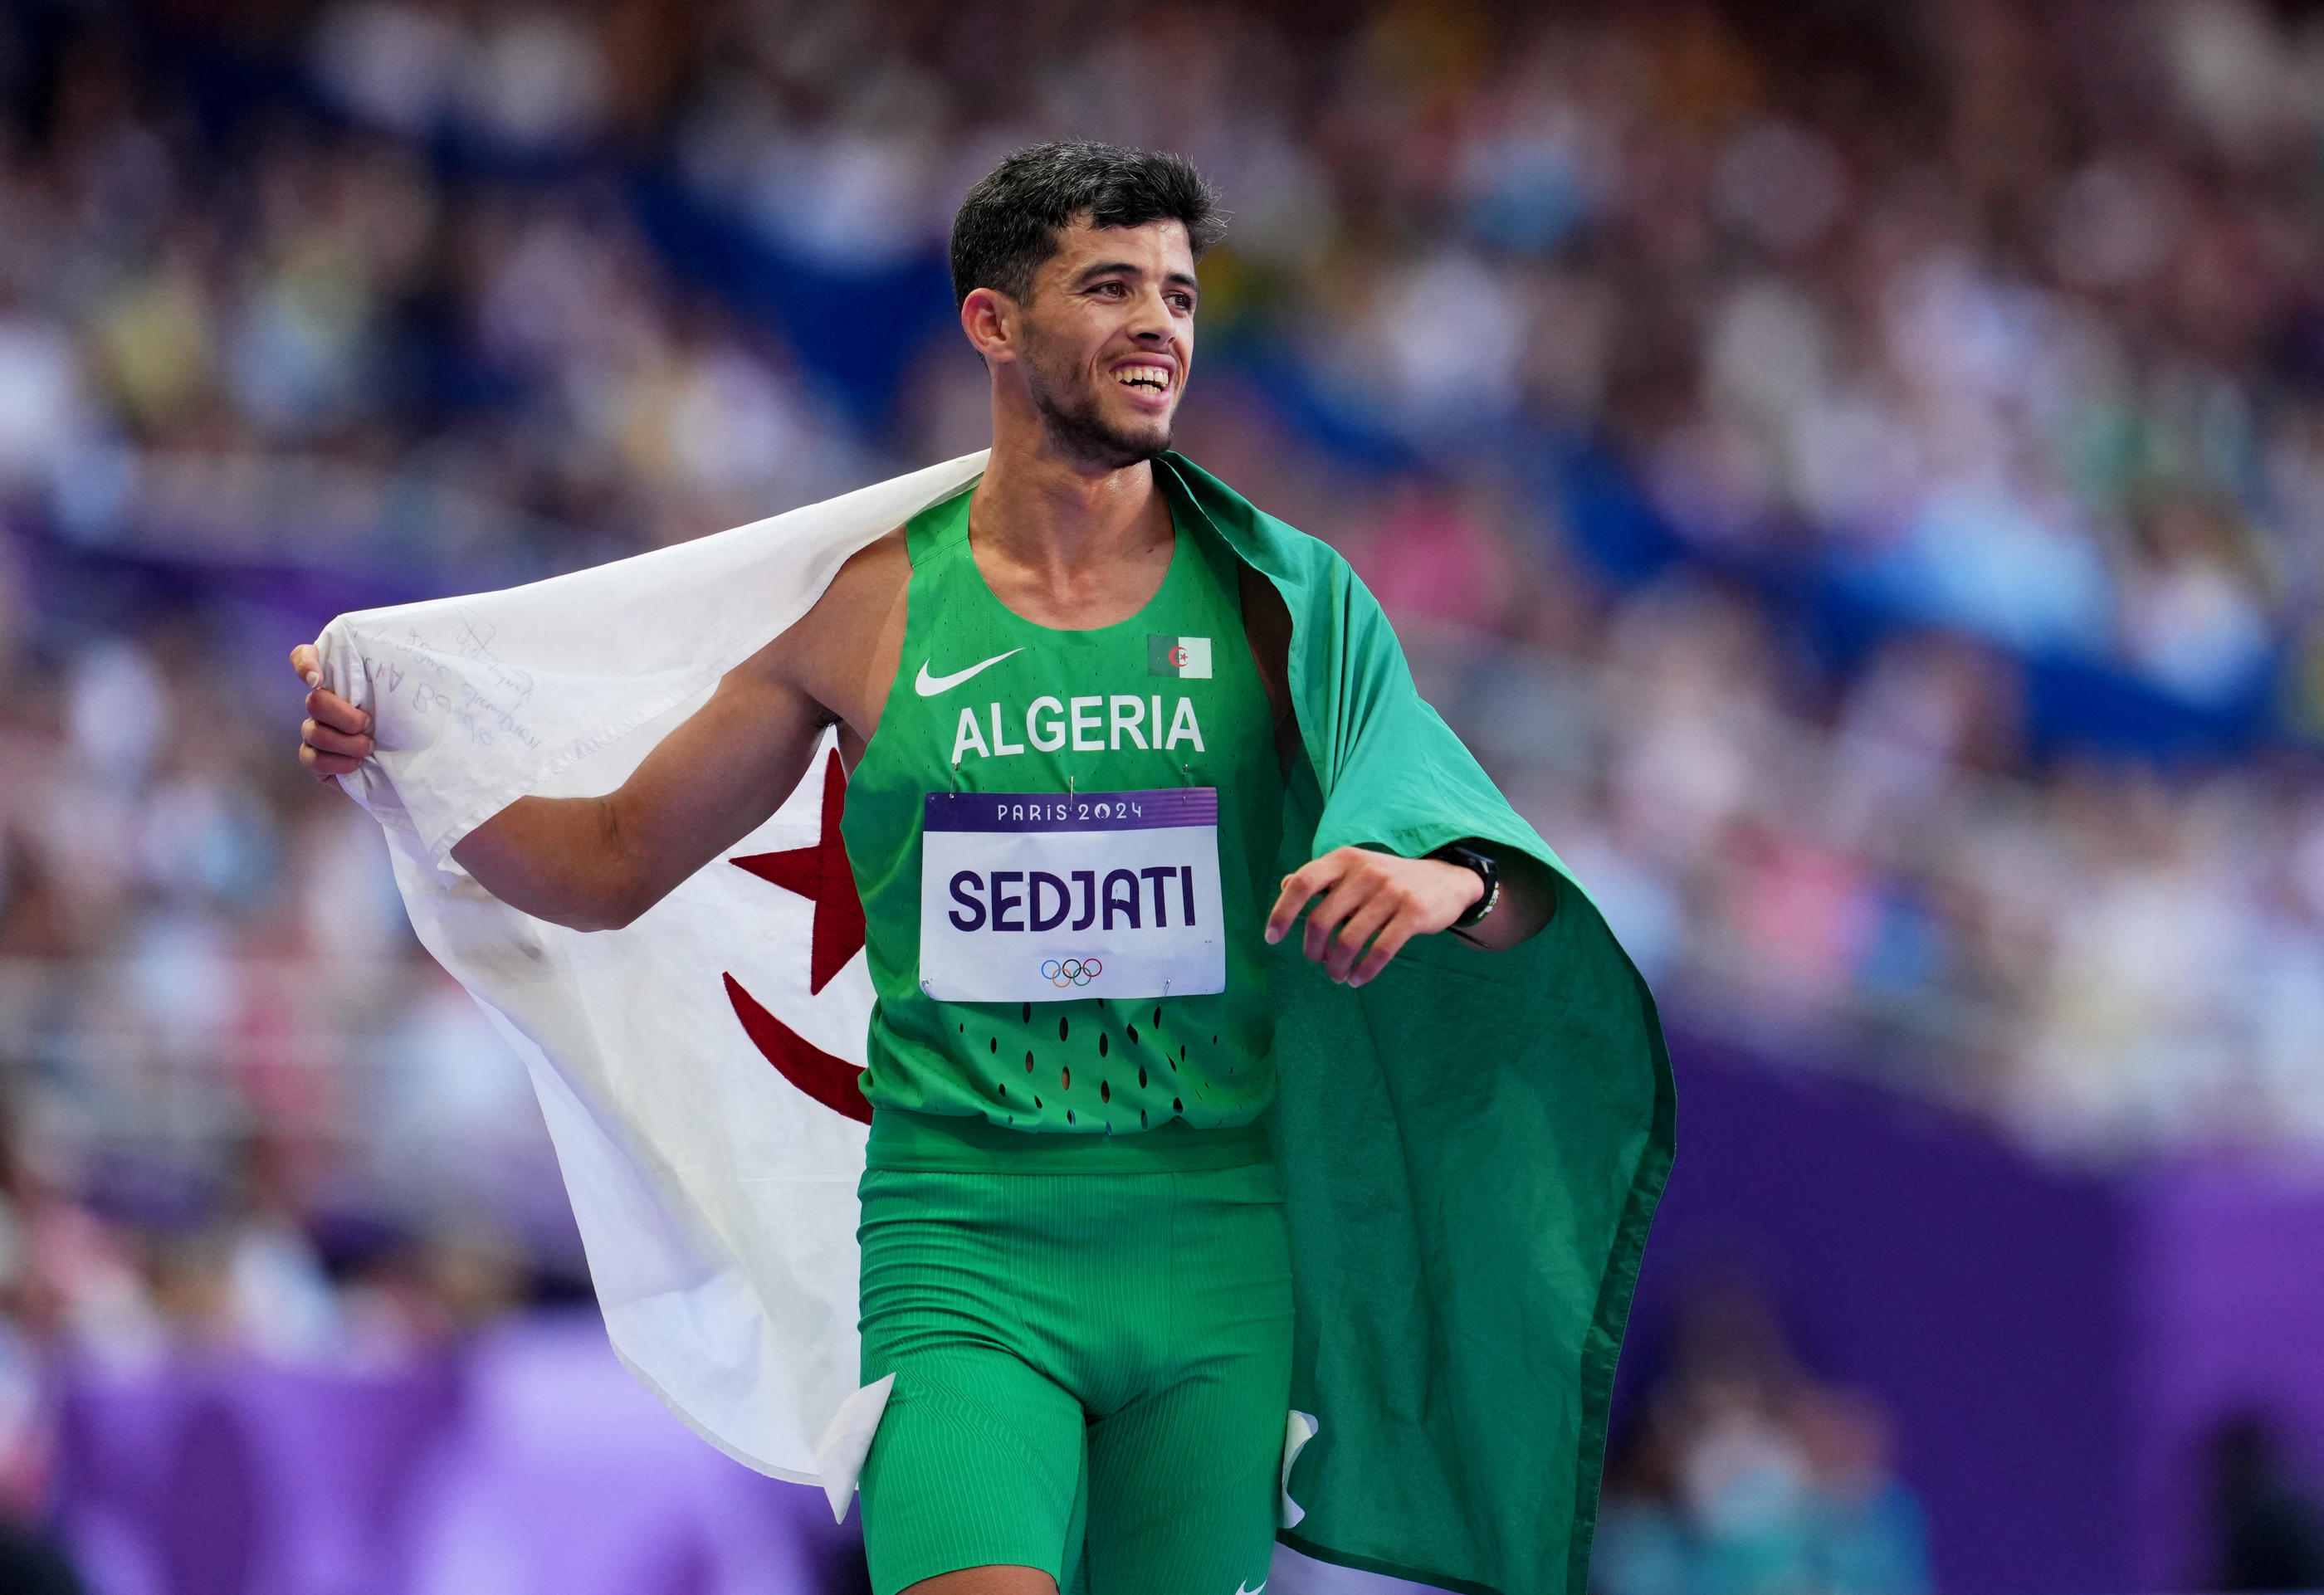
[969,396,1171,583]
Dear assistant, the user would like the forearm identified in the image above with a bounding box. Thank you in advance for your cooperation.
[446,666,825,931]
[451,795,650,931]
[1269,838,1555,988]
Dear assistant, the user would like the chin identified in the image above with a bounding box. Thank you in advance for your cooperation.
[1115,418,1174,458]
[1100,395,1178,450]
[1104,427,1173,468]
[1040,393,1174,469]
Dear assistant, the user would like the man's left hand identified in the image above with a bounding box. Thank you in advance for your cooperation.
[1265,846,1485,988]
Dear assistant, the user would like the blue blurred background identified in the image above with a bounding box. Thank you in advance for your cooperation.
[4,0,2324,1590]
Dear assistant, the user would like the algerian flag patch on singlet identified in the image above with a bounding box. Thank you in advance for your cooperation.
[1147,635,1212,679]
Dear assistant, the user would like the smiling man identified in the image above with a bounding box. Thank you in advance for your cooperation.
[294,142,1670,1595]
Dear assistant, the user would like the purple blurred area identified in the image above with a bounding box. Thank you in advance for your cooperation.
[2,0,2324,1590]
[51,1311,870,1595]
[1634,1034,2324,1595]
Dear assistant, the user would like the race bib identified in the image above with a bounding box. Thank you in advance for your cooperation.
[919,788,1226,1002]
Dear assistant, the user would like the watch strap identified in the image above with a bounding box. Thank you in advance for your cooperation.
[1435,843,1500,931]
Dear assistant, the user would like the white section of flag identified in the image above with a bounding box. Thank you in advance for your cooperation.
[1175,636,1213,678]
[315,451,990,1485]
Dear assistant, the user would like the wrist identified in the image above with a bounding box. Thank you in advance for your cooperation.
[1431,843,1499,932]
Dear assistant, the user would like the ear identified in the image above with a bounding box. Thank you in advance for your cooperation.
[960,286,1018,364]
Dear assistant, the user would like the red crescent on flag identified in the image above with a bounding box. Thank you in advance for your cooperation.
[720,747,872,1122]
[722,973,872,1124]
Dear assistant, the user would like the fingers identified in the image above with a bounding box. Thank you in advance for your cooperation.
[297,673,372,784]
[298,740,362,781]
[300,719,372,780]
[1301,869,1375,964]
[1265,852,1347,944]
[1321,892,1399,983]
[291,643,373,737]
[1348,919,1419,988]
[1293,850,1400,979]
[1270,847,1475,988]
[292,646,369,783]
[305,685,369,741]
[301,715,371,758]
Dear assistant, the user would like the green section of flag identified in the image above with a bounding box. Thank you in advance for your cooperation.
[1158,454,1672,1595]
[1146,634,1212,678]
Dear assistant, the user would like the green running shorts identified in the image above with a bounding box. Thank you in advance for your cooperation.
[857,1112,1293,1595]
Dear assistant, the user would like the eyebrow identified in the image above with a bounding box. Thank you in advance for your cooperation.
[1071,261,1200,293]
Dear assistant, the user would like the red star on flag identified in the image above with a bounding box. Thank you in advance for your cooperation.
[720,748,872,1123]
[730,749,865,994]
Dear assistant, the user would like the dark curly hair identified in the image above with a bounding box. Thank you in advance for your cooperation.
[949,140,1226,308]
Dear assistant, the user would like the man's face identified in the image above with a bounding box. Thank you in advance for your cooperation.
[1012,216,1197,470]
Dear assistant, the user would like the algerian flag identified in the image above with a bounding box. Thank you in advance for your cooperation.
[1147,633,1213,677]
[313,451,1671,1595]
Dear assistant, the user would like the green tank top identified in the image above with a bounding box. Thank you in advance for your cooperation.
[841,485,1285,1136]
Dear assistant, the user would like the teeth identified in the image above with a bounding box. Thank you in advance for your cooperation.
[1114,367,1169,393]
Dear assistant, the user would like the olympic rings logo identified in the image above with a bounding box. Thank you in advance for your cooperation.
[1041,958,1101,988]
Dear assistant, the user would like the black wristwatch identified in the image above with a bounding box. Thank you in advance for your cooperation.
[1433,842,1501,932]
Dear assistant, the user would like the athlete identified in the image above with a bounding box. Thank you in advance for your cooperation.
[294,143,1555,1595]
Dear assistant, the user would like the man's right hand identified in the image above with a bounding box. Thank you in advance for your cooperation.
[291,642,374,781]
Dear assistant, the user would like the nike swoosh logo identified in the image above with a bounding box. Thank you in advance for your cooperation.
[1234,1583,1265,1595]
[915,648,1023,695]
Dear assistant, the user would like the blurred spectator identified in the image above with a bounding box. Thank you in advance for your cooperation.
[1595,1285,1931,1595]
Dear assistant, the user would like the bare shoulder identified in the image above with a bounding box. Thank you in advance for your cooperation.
[823,527,914,614]
[745,527,913,735]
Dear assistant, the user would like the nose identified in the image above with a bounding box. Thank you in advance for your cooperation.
[1127,283,1174,343]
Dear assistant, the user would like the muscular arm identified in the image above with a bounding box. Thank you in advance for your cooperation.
[448,664,832,930]
[295,529,912,933]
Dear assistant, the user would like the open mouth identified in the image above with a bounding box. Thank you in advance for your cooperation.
[1111,363,1173,397]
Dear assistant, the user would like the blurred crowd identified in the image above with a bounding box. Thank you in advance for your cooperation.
[0,0,2319,1556]
[1595,1286,1930,1595]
